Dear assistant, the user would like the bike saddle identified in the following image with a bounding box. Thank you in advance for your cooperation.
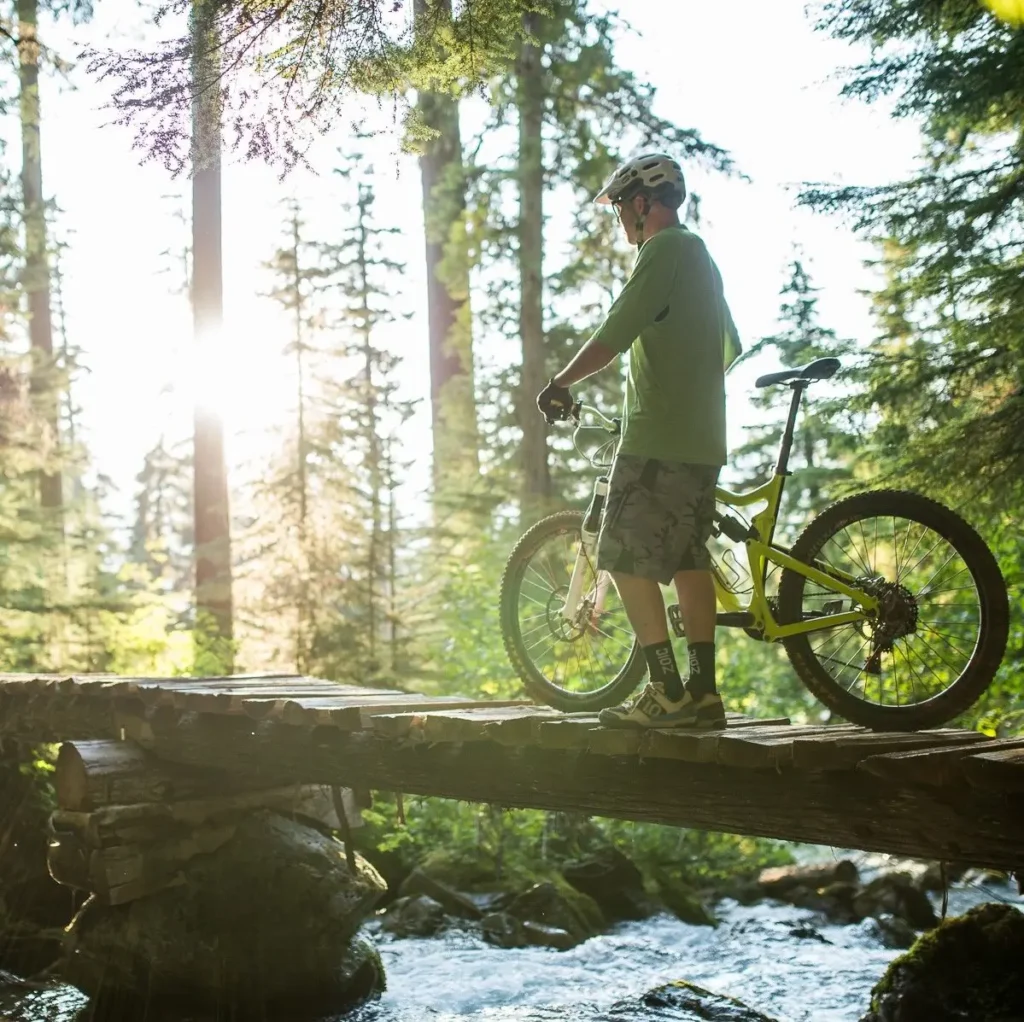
[754,357,841,389]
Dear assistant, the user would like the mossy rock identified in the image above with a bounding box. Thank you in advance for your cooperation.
[647,873,716,927]
[61,812,387,1011]
[506,879,605,944]
[612,979,779,1020]
[862,902,1024,1022]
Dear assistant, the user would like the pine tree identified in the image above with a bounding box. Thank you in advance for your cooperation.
[804,0,1024,505]
[733,259,858,525]
[413,0,479,506]
[319,153,415,681]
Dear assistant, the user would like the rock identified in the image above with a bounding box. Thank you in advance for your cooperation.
[480,911,529,949]
[817,881,861,924]
[380,895,446,938]
[649,872,717,927]
[562,847,658,922]
[758,860,859,899]
[913,862,964,893]
[873,914,918,950]
[861,902,1024,1022]
[788,924,831,944]
[398,867,482,919]
[60,812,387,1012]
[522,921,577,950]
[506,880,604,946]
[611,979,780,1021]
[853,873,937,931]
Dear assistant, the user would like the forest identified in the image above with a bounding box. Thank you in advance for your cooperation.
[0,0,1021,1020]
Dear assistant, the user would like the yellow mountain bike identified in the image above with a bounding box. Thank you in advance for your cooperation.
[499,358,1009,731]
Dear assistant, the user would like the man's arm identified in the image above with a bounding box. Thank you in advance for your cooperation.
[553,339,617,388]
[550,233,677,388]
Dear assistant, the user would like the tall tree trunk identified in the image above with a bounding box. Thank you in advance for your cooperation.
[414,0,479,500]
[290,209,310,673]
[517,11,550,514]
[356,189,381,674]
[191,0,233,670]
[17,0,62,513]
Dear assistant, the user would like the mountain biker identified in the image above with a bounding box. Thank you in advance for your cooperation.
[537,152,741,730]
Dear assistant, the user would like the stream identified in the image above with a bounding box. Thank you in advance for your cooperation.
[2,860,1021,1022]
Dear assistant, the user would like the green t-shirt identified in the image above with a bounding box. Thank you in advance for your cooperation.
[590,226,741,466]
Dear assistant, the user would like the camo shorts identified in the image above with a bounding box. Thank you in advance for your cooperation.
[596,455,720,584]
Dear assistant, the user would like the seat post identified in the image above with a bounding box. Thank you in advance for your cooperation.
[775,383,807,477]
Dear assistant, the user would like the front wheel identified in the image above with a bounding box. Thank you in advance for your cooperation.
[777,490,1009,731]
[500,510,646,712]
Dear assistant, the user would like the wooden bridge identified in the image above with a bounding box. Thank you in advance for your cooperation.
[2,672,1023,905]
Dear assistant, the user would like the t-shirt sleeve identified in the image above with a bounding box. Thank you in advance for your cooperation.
[588,234,677,355]
[711,258,742,369]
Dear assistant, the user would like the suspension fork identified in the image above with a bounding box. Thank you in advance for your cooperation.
[562,475,609,620]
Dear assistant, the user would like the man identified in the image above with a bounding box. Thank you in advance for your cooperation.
[536,152,741,729]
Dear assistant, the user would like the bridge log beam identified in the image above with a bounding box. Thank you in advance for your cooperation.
[122,710,1024,874]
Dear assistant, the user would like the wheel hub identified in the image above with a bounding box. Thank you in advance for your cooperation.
[545,586,591,642]
[860,577,919,674]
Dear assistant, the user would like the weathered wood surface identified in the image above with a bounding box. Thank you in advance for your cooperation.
[111,712,1024,871]
[3,672,1024,869]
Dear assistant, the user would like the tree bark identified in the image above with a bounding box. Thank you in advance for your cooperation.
[18,0,62,513]
[517,11,550,514]
[415,0,479,499]
[191,0,234,667]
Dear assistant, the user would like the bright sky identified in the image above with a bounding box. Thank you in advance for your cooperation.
[18,0,922,527]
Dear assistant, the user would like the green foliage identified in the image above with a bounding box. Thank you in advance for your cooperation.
[82,0,559,172]
[806,0,1024,731]
[357,792,792,894]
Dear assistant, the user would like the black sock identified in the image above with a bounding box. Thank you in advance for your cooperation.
[686,642,717,698]
[643,640,684,701]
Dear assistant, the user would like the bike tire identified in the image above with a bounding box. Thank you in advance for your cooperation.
[777,489,1008,731]
[500,510,647,712]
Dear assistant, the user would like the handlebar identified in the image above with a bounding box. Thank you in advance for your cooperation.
[566,402,620,436]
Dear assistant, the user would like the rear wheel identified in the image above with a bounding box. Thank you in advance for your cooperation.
[778,490,1008,731]
[500,510,646,712]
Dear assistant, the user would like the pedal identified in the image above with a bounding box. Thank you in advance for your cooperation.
[668,604,685,638]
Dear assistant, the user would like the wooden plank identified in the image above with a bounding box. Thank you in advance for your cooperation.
[859,737,1024,787]
[962,747,1024,793]
[481,707,563,746]
[174,685,397,714]
[586,728,645,757]
[793,728,986,772]
[418,705,546,744]
[267,697,530,729]
[368,702,536,741]
[534,717,601,750]
[637,728,721,764]
[715,724,863,770]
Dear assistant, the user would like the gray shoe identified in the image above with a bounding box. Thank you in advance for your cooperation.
[599,683,725,730]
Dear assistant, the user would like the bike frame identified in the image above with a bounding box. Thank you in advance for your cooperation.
[563,382,880,640]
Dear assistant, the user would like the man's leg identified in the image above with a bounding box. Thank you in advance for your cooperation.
[610,572,684,700]
[674,568,717,698]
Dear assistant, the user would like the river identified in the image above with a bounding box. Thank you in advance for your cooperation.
[2,859,1020,1022]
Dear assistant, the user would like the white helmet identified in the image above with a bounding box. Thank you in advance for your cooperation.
[594,152,686,207]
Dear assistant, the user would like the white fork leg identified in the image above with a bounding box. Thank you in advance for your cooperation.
[561,535,596,621]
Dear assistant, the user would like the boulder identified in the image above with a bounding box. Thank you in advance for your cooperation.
[398,867,482,919]
[610,979,780,1021]
[506,880,604,946]
[522,921,577,950]
[861,902,1024,1022]
[60,812,386,1013]
[853,874,937,931]
[562,847,658,922]
[872,914,918,951]
[380,895,446,938]
[648,872,717,927]
[912,862,964,894]
[480,911,529,949]
[758,860,859,899]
